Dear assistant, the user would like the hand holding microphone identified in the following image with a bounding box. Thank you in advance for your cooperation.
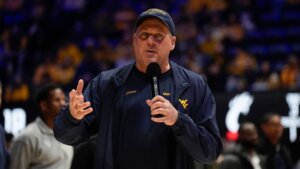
[146,62,178,126]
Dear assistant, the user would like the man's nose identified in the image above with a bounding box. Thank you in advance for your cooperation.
[146,35,156,46]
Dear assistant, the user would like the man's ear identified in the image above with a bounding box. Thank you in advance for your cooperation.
[133,33,137,45]
[40,101,47,113]
[171,45,175,50]
[170,36,176,51]
[133,33,137,41]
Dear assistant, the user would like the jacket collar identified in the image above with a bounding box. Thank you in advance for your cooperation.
[112,63,134,87]
[113,61,187,83]
[111,61,190,103]
[169,61,190,100]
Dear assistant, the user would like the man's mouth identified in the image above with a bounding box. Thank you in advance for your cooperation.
[145,50,157,53]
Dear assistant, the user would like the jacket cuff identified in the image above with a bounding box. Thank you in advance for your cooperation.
[170,111,185,136]
[62,106,81,126]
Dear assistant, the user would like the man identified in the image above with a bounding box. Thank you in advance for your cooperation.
[219,122,266,169]
[9,84,73,169]
[54,8,222,169]
[257,113,293,169]
[0,81,9,169]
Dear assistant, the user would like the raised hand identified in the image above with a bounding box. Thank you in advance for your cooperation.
[69,79,93,120]
[146,95,178,126]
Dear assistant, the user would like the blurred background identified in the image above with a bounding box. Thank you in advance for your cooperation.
[0,0,300,167]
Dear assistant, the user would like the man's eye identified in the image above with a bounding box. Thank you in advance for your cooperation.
[139,32,149,40]
[138,32,165,41]
[153,34,164,41]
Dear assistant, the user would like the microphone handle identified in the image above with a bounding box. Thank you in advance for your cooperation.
[152,76,164,118]
[152,76,163,118]
[153,76,159,96]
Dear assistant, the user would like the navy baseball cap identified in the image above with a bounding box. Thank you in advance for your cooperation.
[134,8,175,35]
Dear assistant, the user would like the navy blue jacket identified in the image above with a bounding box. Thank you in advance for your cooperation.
[54,61,222,169]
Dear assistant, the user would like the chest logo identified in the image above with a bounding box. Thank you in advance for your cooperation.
[125,90,137,96]
[178,99,188,109]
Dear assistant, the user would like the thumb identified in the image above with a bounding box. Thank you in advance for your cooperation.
[146,99,152,107]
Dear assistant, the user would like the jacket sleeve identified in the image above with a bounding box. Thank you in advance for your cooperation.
[171,77,222,163]
[54,74,102,146]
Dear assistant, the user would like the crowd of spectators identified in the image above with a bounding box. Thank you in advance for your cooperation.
[1,0,300,104]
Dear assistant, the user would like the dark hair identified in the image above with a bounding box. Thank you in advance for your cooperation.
[260,112,280,124]
[36,83,61,105]
[238,121,254,133]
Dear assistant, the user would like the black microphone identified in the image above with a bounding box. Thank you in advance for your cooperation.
[146,62,161,97]
[146,62,163,118]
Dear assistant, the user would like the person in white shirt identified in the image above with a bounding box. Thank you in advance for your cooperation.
[9,84,73,169]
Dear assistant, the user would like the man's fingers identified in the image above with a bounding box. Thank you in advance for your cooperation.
[69,89,76,97]
[70,101,93,120]
[70,95,84,107]
[69,89,76,102]
[150,101,164,111]
[79,107,93,116]
[151,95,166,103]
[146,99,152,106]
[151,116,166,123]
[76,102,91,110]
[151,108,166,116]
[76,79,84,95]
[146,96,166,108]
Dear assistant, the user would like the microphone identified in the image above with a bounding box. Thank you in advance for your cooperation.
[146,62,161,97]
[146,62,163,118]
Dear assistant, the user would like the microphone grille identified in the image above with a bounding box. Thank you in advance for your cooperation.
[146,62,161,77]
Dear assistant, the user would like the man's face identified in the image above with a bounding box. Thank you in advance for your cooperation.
[133,18,176,72]
[42,88,66,118]
[239,123,259,148]
[262,115,283,144]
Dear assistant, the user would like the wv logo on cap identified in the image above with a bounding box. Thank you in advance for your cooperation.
[145,8,168,15]
[179,99,188,109]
